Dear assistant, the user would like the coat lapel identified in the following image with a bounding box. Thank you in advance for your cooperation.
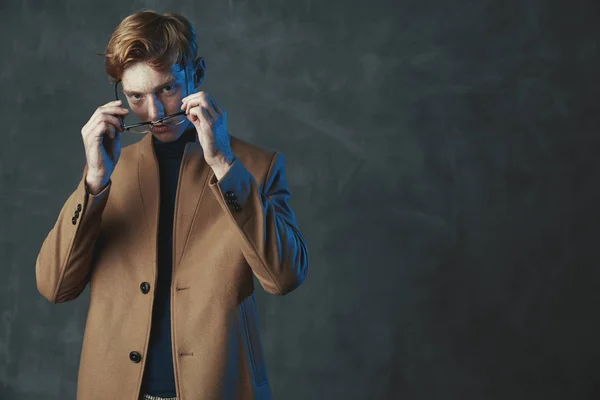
[172,134,212,269]
[137,129,213,274]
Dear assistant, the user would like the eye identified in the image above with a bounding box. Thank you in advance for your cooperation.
[128,94,142,101]
[163,85,174,92]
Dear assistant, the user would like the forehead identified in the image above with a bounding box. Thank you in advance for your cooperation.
[120,61,185,93]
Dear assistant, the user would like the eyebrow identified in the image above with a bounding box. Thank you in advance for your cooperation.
[123,78,178,96]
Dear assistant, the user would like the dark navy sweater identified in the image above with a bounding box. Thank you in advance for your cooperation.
[140,128,197,397]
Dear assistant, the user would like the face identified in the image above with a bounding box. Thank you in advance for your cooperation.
[120,60,197,143]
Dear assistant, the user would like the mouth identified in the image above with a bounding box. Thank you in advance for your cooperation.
[152,124,170,132]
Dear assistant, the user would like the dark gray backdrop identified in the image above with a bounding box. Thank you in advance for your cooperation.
[1,0,599,398]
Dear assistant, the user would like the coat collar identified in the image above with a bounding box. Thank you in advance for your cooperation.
[137,127,212,269]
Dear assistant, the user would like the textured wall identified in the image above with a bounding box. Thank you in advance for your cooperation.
[1,0,599,398]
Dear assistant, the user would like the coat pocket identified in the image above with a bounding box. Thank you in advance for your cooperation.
[240,295,268,386]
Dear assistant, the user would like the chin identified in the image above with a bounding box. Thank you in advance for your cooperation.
[151,122,193,142]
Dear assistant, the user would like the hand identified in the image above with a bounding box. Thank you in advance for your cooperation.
[81,100,129,191]
[181,91,234,169]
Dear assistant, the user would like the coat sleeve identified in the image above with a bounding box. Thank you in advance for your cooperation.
[208,151,309,295]
[35,164,111,303]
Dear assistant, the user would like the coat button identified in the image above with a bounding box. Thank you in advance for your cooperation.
[140,282,150,294]
[225,191,235,199]
[129,351,142,363]
[72,217,77,225]
[234,204,243,212]
[77,203,82,211]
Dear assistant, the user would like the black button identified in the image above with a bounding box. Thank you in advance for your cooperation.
[234,204,243,212]
[226,197,236,205]
[140,282,150,294]
[225,191,235,199]
[129,351,142,363]
[76,204,82,212]
[74,210,80,217]
[72,217,77,225]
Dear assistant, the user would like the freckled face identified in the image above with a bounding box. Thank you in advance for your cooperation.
[120,61,194,143]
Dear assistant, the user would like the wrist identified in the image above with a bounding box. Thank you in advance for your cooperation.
[209,155,235,181]
[85,174,110,195]
[206,151,235,167]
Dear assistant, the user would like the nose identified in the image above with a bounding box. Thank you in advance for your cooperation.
[147,95,166,122]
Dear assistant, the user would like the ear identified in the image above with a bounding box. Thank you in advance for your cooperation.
[193,57,206,87]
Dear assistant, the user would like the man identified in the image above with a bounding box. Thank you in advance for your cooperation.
[35,10,309,400]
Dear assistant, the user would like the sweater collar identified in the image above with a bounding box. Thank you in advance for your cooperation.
[152,127,197,159]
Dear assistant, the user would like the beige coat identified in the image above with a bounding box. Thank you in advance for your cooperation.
[35,131,309,399]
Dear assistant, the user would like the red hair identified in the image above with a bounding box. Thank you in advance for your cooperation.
[98,10,198,83]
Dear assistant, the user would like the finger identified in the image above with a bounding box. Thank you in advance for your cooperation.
[111,129,122,156]
[189,107,210,126]
[93,100,122,116]
[106,123,121,141]
[99,114,124,130]
[103,120,116,139]
[90,121,112,141]
[101,106,130,115]
[182,96,201,113]
[90,114,123,137]
[186,107,199,124]
[187,103,215,120]
[107,124,116,140]
[182,96,216,119]
[181,92,203,105]
[92,107,129,122]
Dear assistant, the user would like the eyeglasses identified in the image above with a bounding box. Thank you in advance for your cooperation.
[114,67,189,134]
